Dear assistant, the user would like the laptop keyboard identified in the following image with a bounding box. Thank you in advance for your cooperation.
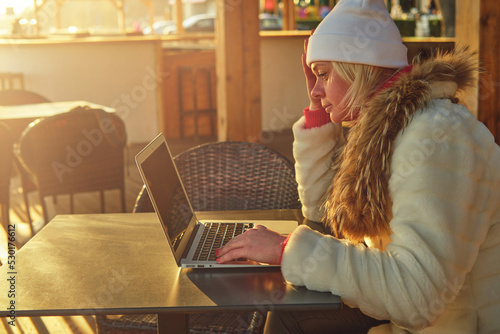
[193,222,253,261]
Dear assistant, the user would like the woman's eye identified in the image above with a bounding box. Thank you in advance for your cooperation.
[317,72,327,81]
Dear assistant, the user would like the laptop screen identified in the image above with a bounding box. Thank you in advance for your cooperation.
[139,140,193,252]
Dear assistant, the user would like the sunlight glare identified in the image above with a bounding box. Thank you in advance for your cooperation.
[1,0,34,15]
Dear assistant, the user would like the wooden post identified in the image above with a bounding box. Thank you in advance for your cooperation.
[112,0,126,31]
[175,0,184,34]
[282,0,296,31]
[455,0,479,116]
[147,0,154,32]
[477,0,500,143]
[140,0,155,32]
[55,0,64,29]
[456,0,500,143]
[33,0,39,34]
[215,0,261,142]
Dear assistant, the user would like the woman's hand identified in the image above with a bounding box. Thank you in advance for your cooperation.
[216,225,287,265]
[302,31,323,110]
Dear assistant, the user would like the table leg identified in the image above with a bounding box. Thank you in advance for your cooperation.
[157,313,188,334]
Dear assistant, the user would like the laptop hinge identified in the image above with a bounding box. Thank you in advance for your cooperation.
[181,222,200,260]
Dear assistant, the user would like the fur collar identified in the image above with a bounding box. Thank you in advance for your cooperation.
[323,47,478,243]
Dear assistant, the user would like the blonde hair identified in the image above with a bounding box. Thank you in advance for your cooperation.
[332,62,396,119]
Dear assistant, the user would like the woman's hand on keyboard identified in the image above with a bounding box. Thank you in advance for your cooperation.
[215,225,286,265]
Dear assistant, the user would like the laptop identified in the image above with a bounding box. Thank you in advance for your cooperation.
[135,133,298,268]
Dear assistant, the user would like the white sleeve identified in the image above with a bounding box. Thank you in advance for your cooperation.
[283,103,500,331]
[292,116,345,222]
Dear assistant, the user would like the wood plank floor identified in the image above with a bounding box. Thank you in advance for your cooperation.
[0,131,294,334]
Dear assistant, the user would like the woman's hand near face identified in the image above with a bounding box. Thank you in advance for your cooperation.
[303,33,323,111]
[216,225,287,265]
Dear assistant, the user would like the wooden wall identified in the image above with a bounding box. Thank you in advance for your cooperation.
[477,1,500,143]
[0,38,161,144]
[456,0,500,144]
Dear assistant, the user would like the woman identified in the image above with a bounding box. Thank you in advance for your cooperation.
[217,0,500,333]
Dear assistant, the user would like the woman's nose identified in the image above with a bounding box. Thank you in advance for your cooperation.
[311,80,324,100]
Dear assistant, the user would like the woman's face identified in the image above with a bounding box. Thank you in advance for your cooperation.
[310,61,355,123]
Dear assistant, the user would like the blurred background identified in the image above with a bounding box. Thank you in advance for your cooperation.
[0,0,453,38]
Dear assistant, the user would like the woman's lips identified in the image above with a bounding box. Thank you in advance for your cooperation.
[323,104,332,113]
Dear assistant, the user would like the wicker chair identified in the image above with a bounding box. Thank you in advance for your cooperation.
[0,122,13,233]
[96,141,301,334]
[14,106,127,228]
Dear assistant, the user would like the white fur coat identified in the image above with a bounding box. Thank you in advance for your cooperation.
[283,50,500,333]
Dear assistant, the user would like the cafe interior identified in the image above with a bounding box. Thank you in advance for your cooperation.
[0,0,499,333]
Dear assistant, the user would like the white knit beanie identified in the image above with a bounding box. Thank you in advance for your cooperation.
[307,0,408,69]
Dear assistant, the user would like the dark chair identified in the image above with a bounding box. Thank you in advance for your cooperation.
[0,89,51,227]
[96,141,301,334]
[0,89,49,106]
[14,106,127,229]
[0,122,13,234]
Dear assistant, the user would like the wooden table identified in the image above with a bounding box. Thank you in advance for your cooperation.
[0,210,341,333]
[0,100,114,138]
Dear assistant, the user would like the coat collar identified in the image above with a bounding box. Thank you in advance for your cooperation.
[323,47,478,243]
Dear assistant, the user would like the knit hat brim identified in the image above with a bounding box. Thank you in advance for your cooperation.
[307,33,409,68]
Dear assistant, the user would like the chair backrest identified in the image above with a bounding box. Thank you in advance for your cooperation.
[0,89,49,106]
[0,73,24,90]
[17,106,127,197]
[0,122,13,204]
[133,141,301,213]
